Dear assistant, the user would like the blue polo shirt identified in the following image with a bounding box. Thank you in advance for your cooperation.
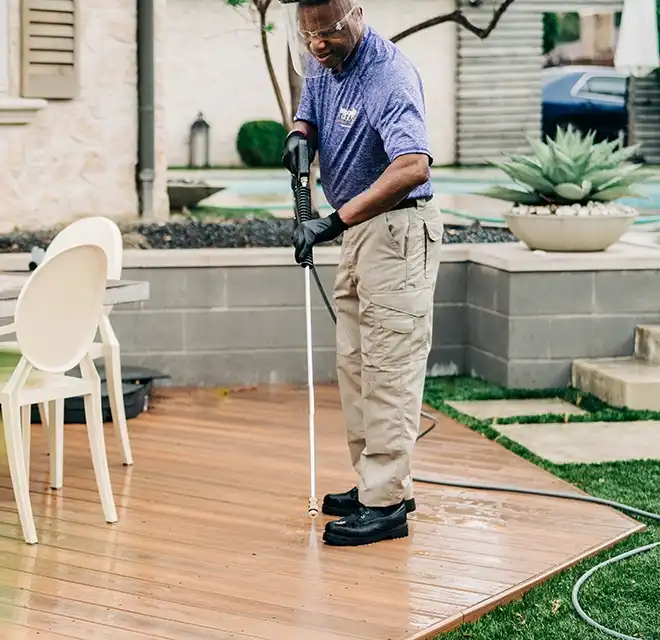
[294,24,434,211]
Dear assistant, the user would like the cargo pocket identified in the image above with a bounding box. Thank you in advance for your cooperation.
[422,213,444,278]
[365,287,433,371]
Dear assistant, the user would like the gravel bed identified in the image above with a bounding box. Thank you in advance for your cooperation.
[0,219,515,253]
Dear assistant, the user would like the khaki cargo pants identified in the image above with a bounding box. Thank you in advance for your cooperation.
[333,197,444,507]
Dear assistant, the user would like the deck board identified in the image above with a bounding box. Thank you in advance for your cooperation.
[0,383,644,640]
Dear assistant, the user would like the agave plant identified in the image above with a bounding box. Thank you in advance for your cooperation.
[479,125,656,207]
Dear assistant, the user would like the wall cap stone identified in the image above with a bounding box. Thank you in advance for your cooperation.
[467,239,660,272]
[1,238,659,272]
[0,244,471,270]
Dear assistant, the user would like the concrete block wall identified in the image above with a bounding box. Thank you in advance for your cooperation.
[0,239,643,390]
[113,257,467,387]
[467,264,660,389]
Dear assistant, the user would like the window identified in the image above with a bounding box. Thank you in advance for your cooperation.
[0,0,8,96]
[0,0,49,125]
[579,75,627,98]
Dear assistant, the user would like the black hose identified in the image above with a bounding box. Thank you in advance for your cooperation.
[293,179,315,270]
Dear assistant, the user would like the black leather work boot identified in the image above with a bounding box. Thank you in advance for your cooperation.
[323,502,409,546]
[322,486,416,517]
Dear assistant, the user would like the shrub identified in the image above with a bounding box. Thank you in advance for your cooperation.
[236,120,288,167]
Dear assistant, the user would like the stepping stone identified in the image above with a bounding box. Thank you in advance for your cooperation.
[496,420,660,464]
[446,398,586,420]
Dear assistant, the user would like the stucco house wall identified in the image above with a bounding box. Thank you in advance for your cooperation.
[165,0,457,168]
[0,0,169,234]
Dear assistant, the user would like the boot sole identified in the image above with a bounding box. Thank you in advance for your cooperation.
[322,499,416,518]
[323,522,409,546]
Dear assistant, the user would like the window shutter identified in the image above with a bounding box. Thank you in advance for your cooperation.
[20,0,78,99]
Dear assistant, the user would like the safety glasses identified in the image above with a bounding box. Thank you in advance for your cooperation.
[298,5,359,41]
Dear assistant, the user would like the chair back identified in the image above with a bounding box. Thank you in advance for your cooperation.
[45,216,123,280]
[15,244,108,374]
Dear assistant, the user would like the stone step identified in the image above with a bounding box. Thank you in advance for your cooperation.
[635,324,660,364]
[572,356,660,411]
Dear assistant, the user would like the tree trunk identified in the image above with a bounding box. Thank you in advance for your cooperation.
[259,8,291,130]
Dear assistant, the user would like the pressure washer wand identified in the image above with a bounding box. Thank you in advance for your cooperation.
[292,140,319,518]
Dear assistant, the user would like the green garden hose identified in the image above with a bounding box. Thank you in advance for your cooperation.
[571,542,660,640]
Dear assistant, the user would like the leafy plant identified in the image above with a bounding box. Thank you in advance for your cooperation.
[479,125,656,207]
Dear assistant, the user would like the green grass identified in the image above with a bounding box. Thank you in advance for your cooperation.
[422,376,660,640]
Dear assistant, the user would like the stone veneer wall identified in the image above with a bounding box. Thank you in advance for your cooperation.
[0,0,169,233]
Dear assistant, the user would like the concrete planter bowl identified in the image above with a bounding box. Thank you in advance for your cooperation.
[502,203,638,252]
[167,180,225,211]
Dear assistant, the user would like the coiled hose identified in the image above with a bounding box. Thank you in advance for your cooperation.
[292,175,314,268]
[300,230,660,639]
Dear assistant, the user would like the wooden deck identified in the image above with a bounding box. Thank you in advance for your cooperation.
[0,383,644,640]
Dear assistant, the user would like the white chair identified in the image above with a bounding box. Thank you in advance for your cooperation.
[3,217,133,490]
[0,244,117,544]
[41,216,133,469]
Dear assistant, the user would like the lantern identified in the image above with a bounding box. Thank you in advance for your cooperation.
[188,112,211,168]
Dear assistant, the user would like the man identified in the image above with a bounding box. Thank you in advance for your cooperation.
[281,0,444,547]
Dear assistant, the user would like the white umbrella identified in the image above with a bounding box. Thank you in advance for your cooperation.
[615,0,660,77]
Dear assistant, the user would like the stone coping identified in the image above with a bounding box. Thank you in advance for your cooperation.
[468,239,660,272]
[0,239,659,271]
[0,245,471,270]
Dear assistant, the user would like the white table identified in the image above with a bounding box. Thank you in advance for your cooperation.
[0,275,150,319]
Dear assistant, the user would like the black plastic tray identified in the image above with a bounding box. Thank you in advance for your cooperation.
[29,365,170,424]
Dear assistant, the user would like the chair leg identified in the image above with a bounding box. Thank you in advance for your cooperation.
[81,356,117,524]
[47,400,64,490]
[104,344,133,466]
[2,400,37,544]
[38,403,49,454]
[21,405,31,482]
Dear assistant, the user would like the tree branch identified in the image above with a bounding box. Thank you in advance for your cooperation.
[390,0,517,44]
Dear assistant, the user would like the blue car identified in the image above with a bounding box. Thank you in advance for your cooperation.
[541,66,628,143]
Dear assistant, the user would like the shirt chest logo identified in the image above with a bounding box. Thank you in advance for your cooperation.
[338,106,358,128]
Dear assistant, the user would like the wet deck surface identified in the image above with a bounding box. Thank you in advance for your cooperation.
[0,384,644,639]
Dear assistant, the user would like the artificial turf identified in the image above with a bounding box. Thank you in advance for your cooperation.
[422,376,660,640]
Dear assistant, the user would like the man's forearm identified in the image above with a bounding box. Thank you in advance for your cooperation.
[338,153,430,227]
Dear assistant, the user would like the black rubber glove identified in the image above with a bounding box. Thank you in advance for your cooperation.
[282,130,315,175]
[293,211,348,264]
